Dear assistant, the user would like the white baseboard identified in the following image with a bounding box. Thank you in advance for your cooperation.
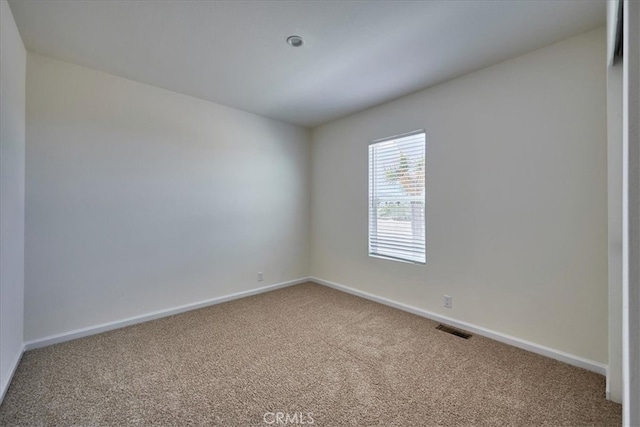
[310,276,607,376]
[24,277,310,351]
[0,344,25,405]
[19,275,607,378]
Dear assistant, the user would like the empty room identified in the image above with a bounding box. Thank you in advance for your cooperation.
[1,0,639,426]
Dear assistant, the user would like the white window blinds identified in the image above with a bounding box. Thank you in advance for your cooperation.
[368,130,426,264]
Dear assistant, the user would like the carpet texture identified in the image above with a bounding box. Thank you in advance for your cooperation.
[0,282,621,426]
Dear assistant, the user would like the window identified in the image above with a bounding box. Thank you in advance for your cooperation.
[368,130,426,264]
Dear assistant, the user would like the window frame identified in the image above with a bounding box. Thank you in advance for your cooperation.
[368,129,426,265]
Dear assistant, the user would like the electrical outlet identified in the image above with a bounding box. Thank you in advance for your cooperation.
[257,272,263,282]
[443,295,452,309]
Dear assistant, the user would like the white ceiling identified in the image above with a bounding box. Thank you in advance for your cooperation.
[8,0,605,128]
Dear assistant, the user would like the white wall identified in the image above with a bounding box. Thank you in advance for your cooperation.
[0,0,26,402]
[311,28,608,363]
[24,53,310,341]
[606,0,623,404]
[607,62,623,402]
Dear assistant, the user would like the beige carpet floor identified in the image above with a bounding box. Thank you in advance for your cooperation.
[0,282,622,426]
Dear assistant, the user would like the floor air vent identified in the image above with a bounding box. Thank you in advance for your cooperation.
[436,324,472,339]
